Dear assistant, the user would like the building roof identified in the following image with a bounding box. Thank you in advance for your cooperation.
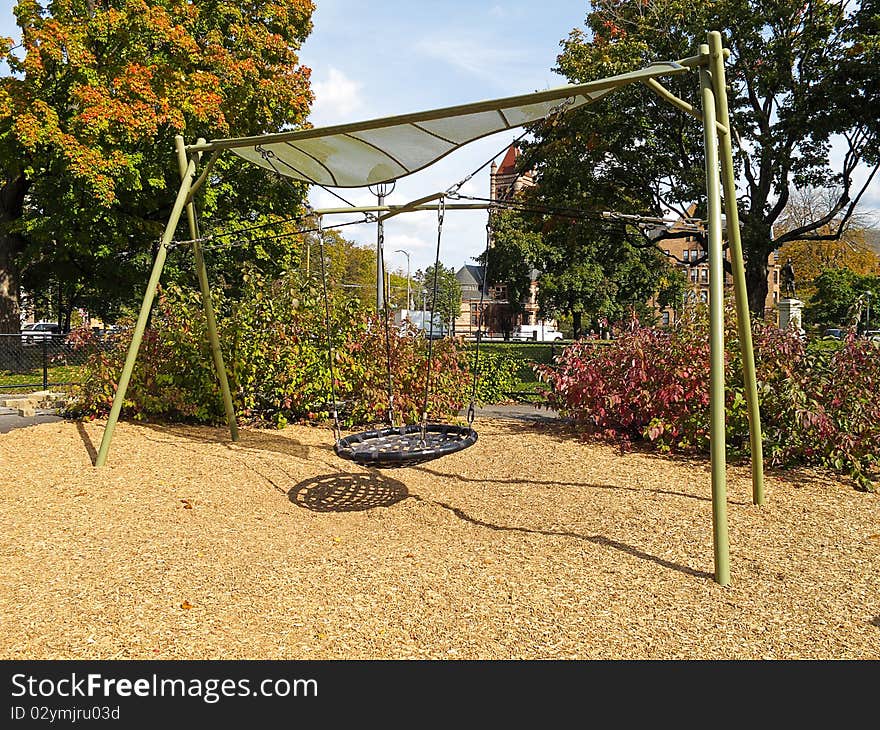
[455,264,485,290]
[496,144,519,176]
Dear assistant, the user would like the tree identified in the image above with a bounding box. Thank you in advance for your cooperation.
[414,264,461,333]
[534,215,686,337]
[777,187,879,299]
[528,0,879,318]
[0,0,315,332]
[806,267,880,330]
[482,208,539,317]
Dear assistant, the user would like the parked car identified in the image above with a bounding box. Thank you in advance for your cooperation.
[20,321,61,345]
[865,330,880,343]
[821,327,844,340]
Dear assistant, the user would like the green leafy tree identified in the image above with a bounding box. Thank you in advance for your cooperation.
[0,0,315,332]
[299,225,379,308]
[481,196,684,338]
[528,0,879,319]
[535,215,685,337]
[807,267,880,330]
[415,264,462,333]
[485,210,540,313]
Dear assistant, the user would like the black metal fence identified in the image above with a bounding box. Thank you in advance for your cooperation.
[0,333,100,391]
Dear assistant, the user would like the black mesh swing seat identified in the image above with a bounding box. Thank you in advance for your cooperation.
[335,423,478,468]
[307,193,488,470]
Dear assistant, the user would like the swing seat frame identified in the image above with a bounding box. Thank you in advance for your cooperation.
[335,423,478,468]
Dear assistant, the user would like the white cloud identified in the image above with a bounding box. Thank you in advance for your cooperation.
[384,232,432,253]
[310,67,365,125]
[414,35,529,85]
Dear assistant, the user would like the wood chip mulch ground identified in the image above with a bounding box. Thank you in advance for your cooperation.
[1,416,878,660]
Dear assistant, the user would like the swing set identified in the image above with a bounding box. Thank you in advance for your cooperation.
[93,31,765,586]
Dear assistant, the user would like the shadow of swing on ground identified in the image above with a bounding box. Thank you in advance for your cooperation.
[289,471,409,512]
[288,471,713,581]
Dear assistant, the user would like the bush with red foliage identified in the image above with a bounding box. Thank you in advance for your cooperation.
[537,303,880,491]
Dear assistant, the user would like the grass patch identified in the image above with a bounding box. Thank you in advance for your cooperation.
[0,365,84,391]
[467,342,575,397]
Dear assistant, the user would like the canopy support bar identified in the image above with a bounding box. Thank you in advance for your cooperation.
[314,203,494,215]
[377,192,446,222]
[700,42,731,586]
[175,135,239,444]
[641,78,728,136]
[709,31,764,506]
[184,149,221,205]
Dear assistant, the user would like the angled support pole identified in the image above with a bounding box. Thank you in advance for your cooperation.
[174,136,239,443]
[95,144,199,467]
[700,41,731,586]
[708,30,765,506]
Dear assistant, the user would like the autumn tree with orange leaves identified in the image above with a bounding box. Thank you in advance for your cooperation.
[0,0,315,332]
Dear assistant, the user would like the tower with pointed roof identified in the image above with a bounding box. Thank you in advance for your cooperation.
[490,144,535,203]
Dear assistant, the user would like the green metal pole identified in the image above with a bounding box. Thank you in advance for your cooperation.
[94,149,199,467]
[700,42,731,586]
[708,30,765,506]
[174,135,239,443]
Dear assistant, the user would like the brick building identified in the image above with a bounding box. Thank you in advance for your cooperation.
[655,209,780,325]
[454,144,549,337]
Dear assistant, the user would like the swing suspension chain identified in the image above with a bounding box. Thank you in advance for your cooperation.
[379,221,396,428]
[420,195,446,442]
[467,215,493,426]
[315,215,342,442]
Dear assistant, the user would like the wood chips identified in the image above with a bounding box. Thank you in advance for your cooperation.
[1,417,878,660]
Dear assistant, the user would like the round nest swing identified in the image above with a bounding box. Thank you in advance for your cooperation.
[334,423,478,469]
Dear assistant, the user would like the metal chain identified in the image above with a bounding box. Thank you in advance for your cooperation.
[468,215,493,427]
[420,195,446,443]
[315,215,342,442]
[379,219,396,428]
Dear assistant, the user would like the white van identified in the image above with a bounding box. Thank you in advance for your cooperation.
[512,323,564,342]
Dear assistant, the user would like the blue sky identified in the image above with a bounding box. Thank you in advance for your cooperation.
[1,1,877,279]
[296,1,591,275]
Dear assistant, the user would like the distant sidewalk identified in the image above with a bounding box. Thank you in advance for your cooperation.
[0,390,67,434]
[464,402,562,423]
[0,400,562,435]
[0,408,64,434]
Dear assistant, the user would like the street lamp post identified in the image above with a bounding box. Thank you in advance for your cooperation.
[394,249,411,310]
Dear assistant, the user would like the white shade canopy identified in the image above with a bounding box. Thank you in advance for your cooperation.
[196,59,697,188]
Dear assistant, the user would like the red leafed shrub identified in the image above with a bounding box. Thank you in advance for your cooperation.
[536,309,712,451]
[537,302,880,491]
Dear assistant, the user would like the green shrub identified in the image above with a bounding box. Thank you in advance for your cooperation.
[66,271,470,429]
[466,350,521,404]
